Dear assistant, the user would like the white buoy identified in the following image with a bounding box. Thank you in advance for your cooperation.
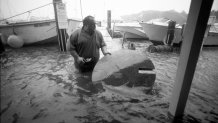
[7,35,24,48]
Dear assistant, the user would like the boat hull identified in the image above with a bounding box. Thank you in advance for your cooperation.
[139,22,218,46]
[114,25,148,39]
[203,32,218,45]
[0,19,81,45]
[139,22,182,44]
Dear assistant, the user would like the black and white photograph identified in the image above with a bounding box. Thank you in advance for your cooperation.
[0,0,218,123]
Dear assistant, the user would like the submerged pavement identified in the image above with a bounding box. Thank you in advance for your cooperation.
[0,39,163,123]
[1,37,218,123]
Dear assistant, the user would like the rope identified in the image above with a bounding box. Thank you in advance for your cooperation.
[27,11,31,21]
[0,3,52,22]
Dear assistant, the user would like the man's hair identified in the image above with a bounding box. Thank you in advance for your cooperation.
[83,16,95,26]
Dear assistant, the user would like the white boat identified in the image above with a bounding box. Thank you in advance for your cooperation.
[139,18,183,44]
[113,23,148,39]
[0,19,82,45]
[139,17,218,46]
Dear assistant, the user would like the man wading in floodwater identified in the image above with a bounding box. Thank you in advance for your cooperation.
[69,16,111,73]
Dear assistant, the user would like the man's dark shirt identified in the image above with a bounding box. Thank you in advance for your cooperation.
[69,28,106,72]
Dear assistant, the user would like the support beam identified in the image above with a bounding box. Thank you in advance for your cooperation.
[0,34,5,54]
[53,0,68,52]
[169,0,213,119]
[107,10,111,29]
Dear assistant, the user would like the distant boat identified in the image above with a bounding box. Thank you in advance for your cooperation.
[0,19,82,45]
[203,30,218,45]
[113,23,149,39]
[139,17,218,46]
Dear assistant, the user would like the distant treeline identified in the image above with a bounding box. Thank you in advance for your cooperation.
[121,10,187,25]
[121,9,218,25]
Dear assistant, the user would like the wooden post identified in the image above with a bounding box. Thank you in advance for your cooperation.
[107,10,111,29]
[0,34,5,54]
[53,0,68,52]
[169,0,213,119]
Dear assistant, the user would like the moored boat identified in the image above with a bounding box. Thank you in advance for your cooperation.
[139,17,218,46]
[139,18,182,44]
[114,23,149,39]
[0,19,82,45]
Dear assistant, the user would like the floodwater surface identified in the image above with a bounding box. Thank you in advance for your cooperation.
[1,39,218,123]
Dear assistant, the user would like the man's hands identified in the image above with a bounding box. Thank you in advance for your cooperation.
[76,57,92,64]
[76,57,85,64]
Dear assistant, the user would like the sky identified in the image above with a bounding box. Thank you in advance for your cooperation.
[0,0,218,21]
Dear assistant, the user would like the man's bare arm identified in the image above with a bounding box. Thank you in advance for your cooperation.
[70,50,79,59]
[70,50,85,63]
[101,46,111,56]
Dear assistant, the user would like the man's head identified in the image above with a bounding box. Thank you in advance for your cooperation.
[83,16,96,35]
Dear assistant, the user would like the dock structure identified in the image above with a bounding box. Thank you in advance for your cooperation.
[169,0,214,120]
[107,10,111,30]
[97,27,121,57]
[53,0,68,52]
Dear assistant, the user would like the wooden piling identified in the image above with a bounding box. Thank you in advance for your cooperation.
[53,0,68,52]
[107,10,111,29]
[0,34,5,54]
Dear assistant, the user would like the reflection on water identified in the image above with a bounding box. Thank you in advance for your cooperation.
[1,39,218,123]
